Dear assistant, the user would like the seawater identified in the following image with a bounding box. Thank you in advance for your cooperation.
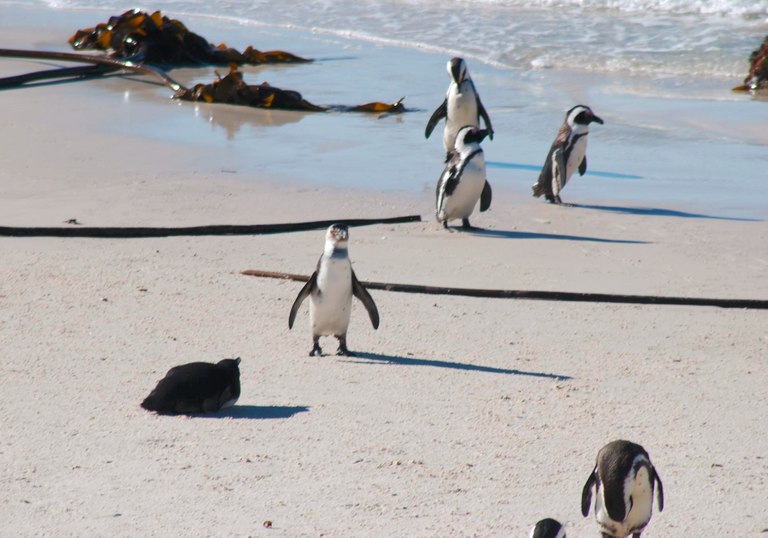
[16,0,768,79]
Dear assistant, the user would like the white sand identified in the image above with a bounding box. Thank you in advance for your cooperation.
[1,6,767,537]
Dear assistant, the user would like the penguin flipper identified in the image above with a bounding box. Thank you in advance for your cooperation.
[425,99,448,139]
[480,181,492,212]
[475,93,493,139]
[579,155,587,176]
[654,467,664,512]
[581,466,597,517]
[351,270,379,330]
[288,271,317,329]
[551,148,567,197]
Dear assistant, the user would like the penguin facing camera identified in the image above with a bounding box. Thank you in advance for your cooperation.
[436,125,492,230]
[582,439,664,538]
[289,224,379,357]
[141,358,241,415]
[532,105,603,205]
[425,57,493,162]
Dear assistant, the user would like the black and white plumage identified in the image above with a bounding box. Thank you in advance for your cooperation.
[436,125,492,230]
[582,440,664,538]
[530,518,567,538]
[425,57,493,162]
[288,224,379,357]
[140,358,241,415]
[532,104,603,205]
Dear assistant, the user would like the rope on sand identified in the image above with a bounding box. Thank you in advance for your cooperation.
[241,270,768,310]
[0,215,421,238]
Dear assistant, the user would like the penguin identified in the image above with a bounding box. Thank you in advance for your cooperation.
[530,519,566,538]
[581,440,664,538]
[532,105,603,205]
[436,125,492,230]
[141,358,241,415]
[288,223,379,357]
[425,57,493,162]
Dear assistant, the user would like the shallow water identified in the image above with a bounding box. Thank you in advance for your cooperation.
[1,4,766,219]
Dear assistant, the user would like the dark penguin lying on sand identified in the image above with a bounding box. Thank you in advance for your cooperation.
[141,358,241,415]
[582,439,664,538]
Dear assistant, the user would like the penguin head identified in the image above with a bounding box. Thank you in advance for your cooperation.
[455,125,489,150]
[216,357,241,374]
[447,57,469,86]
[566,105,603,127]
[326,223,349,247]
[529,519,566,538]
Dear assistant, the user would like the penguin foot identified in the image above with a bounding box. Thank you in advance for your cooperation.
[461,218,482,230]
[553,195,563,205]
[545,194,556,203]
[309,344,323,356]
[336,347,356,357]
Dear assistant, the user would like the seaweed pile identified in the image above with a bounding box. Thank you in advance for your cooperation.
[69,9,309,66]
[176,64,406,113]
[735,35,768,91]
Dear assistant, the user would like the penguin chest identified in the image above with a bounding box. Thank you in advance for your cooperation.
[439,157,486,221]
[310,258,353,336]
[565,134,588,184]
[596,467,654,537]
[444,85,478,149]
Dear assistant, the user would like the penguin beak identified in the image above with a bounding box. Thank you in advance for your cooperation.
[474,129,490,143]
[590,113,604,125]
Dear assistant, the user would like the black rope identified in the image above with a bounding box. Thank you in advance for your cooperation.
[0,215,421,238]
[241,270,768,310]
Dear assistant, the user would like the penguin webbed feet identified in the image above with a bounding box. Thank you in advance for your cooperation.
[461,218,482,231]
[335,336,356,357]
[309,337,323,357]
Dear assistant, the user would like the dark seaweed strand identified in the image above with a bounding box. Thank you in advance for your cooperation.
[240,270,768,310]
[0,216,422,238]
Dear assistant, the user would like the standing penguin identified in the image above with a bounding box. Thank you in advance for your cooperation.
[140,358,241,415]
[530,518,567,538]
[289,224,379,357]
[425,57,493,162]
[436,125,492,229]
[532,105,603,205]
[581,440,664,538]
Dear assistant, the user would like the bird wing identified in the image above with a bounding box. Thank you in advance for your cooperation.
[425,98,448,139]
[654,467,664,512]
[552,147,567,195]
[351,269,379,329]
[474,88,493,139]
[581,466,597,517]
[436,152,462,213]
[532,123,570,197]
[480,180,492,212]
[288,268,318,329]
[579,155,587,176]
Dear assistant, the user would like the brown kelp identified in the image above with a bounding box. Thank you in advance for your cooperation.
[734,35,768,91]
[176,64,407,113]
[69,9,310,66]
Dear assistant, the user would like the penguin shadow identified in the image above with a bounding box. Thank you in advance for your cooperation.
[197,405,310,420]
[465,228,650,244]
[573,203,762,222]
[344,352,572,381]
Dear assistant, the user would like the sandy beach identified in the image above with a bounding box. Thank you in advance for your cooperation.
[1,4,767,537]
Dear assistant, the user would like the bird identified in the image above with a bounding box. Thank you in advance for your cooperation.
[140,358,241,415]
[532,105,603,205]
[582,440,664,538]
[425,57,493,162]
[436,125,492,230]
[289,224,379,357]
[530,518,567,538]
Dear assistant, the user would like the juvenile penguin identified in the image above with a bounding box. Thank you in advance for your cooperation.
[436,125,492,229]
[288,224,379,357]
[582,440,664,538]
[532,105,603,205]
[425,57,493,162]
[530,518,567,538]
[140,358,241,415]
